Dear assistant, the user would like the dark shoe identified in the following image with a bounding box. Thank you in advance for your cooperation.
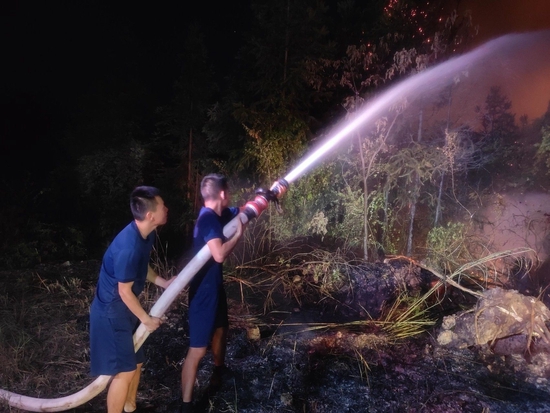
[180,401,193,413]
[209,364,229,390]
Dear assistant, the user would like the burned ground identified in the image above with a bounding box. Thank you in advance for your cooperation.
[1,259,550,413]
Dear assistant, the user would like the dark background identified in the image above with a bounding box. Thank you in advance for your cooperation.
[1,1,251,179]
[1,0,550,268]
[4,0,550,182]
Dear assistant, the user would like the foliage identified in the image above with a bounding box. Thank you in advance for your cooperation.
[269,162,367,250]
[329,185,365,247]
[0,221,87,269]
[237,107,308,183]
[534,125,550,175]
[228,0,337,183]
[6,1,549,270]
[367,189,399,255]
[266,155,404,256]
[77,140,147,243]
[1,242,41,270]
[305,1,478,260]
[237,0,335,110]
[379,292,436,341]
[202,100,249,176]
[307,211,329,239]
[270,163,339,242]
[153,23,217,208]
[385,142,446,198]
[474,86,520,175]
[425,222,468,273]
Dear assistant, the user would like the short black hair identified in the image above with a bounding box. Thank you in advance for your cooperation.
[130,186,161,221]
[200,174,228,201]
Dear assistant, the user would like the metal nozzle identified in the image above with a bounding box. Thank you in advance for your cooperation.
[243,178,290,220]
[269,178,289,199]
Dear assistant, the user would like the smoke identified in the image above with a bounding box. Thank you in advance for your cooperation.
[472,191,550,261]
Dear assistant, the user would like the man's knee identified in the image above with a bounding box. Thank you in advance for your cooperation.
[186,346,207,362]
[113,368,137,383]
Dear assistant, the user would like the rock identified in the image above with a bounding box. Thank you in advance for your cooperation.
[438,288,550,351]
[436,330,458,346]
[437,311,476,349]
[330,260,435,319]
[247,326,261,341]
[474,287,550,346]
[491,334,529,355]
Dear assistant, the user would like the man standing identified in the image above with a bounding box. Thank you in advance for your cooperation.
[90,186,174,413]
[180,174,244,413]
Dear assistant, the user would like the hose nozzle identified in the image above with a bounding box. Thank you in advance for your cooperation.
[269,178,289,199]
[243,178,289,219]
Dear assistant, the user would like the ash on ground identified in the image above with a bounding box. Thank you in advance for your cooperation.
[2,260,550,413]
[134,280,550,413]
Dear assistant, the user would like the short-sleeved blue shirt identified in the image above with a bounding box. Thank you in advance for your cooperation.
[188,206,238,347]
[92,221,155,317]
[89,221,155,375]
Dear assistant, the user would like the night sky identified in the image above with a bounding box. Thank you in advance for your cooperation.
[2,1,251,103]
[2,0,549,181]
[463,0,550,41]
[1,1,251,180]
[461,0,550,119]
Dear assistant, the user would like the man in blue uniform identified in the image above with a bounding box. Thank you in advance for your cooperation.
[90,186,174,413]
[180,174,244,412]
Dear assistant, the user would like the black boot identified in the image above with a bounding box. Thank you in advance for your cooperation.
[180,401,193,413]
[209,364,228,390]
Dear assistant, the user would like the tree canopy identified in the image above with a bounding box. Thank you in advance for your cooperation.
[2,0,549,269]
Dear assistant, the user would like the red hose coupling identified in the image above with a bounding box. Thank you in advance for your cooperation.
[243,178,290,220]
[244,194,270,219]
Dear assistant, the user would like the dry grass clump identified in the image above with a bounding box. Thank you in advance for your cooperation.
[226,245,439,345]
[251,292,437,343]
[378,291,437,341]
[0,268,96,399]
[227,245,358,314]
[226,246,535,349]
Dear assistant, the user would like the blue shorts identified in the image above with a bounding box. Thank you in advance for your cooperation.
[188,287,228,348]
[89,307,144,376]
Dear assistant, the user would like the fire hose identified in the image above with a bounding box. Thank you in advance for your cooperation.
[0,179,288,412]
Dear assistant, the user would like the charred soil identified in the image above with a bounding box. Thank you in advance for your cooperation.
[1,259,549,413]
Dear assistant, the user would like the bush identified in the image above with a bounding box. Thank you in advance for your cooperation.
[425,222,467,273]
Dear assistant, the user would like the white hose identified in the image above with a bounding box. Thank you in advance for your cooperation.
[0,213,248,412]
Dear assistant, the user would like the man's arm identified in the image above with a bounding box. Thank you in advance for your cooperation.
[118,281,161,332]
[207,218,243,263]
[146,264,175,289]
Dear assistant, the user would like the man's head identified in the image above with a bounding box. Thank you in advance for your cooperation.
[130,186,168,225]
[201,174,228,201]
[200,174,229,205]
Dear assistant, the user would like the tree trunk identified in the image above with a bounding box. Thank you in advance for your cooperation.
[434,170,444,226]
[435,87,452,227]
[283,0,289,83]
[188,127,193,202]
[358,132,369,260]
[407,109,423,256]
